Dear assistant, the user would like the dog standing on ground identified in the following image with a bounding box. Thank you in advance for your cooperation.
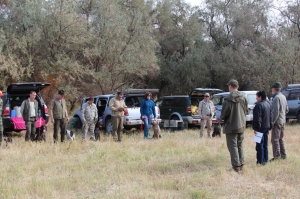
[152,119,162,139]
[34,125,47,142]
[66,130,76,140]
[212,123,221,137]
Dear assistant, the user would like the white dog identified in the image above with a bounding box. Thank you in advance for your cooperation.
[66,130,76,140]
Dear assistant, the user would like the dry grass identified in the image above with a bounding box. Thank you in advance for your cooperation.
[1,124,300,199]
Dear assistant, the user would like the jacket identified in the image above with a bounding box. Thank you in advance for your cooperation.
[271,92,289,126]
[20,98,38,121]
[49,98,67,119]
[81,102,98,122]
[198,99,215,119]
[140,99,156,118]
[220,90,248,134]
[109,97,126,117]
[253,100,271,131]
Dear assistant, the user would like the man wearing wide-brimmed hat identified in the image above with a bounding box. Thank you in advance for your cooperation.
[270,82,289,162]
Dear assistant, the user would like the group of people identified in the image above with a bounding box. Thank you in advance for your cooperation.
[108,91,157,142]
[198,79,288,172]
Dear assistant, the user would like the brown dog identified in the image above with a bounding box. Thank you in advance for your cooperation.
[152,119,162,139]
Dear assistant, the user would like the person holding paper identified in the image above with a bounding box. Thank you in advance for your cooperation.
[253,91,271,165]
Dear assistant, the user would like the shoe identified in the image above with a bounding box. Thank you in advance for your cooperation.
[281,156,287,160]
[240,164,244,171]
[90,137,96,141]
[232,166,240,173]
[269,157,280,162]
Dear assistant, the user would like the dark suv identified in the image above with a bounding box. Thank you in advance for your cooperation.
[281,84,300,123]
[1,82,50,132]
[158,88,223,126]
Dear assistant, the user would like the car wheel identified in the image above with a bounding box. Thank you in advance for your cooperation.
[105,119,113,133]
[297,114,300,124]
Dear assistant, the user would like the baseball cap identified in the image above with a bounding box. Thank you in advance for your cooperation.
[204,93,210,97]
[271,82,281,89]
[226,79,239,87]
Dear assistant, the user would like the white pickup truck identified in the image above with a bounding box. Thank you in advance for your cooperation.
[71,89,160,132]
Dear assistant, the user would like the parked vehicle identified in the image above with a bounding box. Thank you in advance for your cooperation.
[281,84,300,123]
[211,91,258,124]
[71,89,160,132]
[1,82,50,132]
[158,88,223,126]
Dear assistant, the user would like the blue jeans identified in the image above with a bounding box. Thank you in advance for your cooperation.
[143,115,152,133]
[256,129,269,164]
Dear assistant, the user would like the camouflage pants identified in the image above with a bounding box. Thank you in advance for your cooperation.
[0,116,3,143]
[82,121,96,140]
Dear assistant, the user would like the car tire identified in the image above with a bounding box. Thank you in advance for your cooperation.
[105,119,113,133]
[297,114,300,124]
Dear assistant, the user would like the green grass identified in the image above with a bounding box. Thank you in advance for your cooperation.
[1,125,300,198]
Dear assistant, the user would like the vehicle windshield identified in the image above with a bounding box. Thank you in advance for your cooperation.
[247,94,257,105]
[211,96,222,105]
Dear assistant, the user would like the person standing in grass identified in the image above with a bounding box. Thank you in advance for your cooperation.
[49,90,69,143]
[253,91,271,165]
[270,82,289,162]
[140,92,156,139]
[198,93,215,138]
[20,91,39,141]
[81,97,98,141]
[109,92,127,142]
[220,79,248,173]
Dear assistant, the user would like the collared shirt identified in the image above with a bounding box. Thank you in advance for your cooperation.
[20,98,36,118]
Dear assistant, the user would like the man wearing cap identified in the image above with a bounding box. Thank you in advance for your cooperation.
[49,90,69,143]
[0,90,3,146]
[198,93,215,138]
[81,97,98,141]
[220,79,248,172]
[109,92,127,142]
[20,91,38,141]
[270,82,288,161]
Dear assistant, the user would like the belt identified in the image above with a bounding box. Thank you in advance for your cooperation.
[207,114,212,116]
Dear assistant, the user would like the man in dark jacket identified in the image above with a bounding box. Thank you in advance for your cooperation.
[220,79,248,173]
[253,91,271,165]
[20,91,39,141]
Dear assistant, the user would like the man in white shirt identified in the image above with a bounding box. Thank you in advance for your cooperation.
[20,91,38,141]
[198,93,215,138]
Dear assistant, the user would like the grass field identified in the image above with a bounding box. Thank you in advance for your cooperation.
[1,124,300,199]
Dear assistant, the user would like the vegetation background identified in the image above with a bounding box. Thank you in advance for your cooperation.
[1,0,300,109]
[1,125,300,198]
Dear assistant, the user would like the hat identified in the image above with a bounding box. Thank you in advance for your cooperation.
[0,90,3,97]
[204,93,210,97]
[58,90,64,96]
[226,79,239,87]
[271,82,281,89]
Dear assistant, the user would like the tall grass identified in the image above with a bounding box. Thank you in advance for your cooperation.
[1,124,300,199]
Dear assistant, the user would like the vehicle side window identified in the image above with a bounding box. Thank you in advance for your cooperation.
[125,97,136,107]
[289,92,300,100]
[172,98,186,107]
[162,99,173,107]
[247,94,257,105]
